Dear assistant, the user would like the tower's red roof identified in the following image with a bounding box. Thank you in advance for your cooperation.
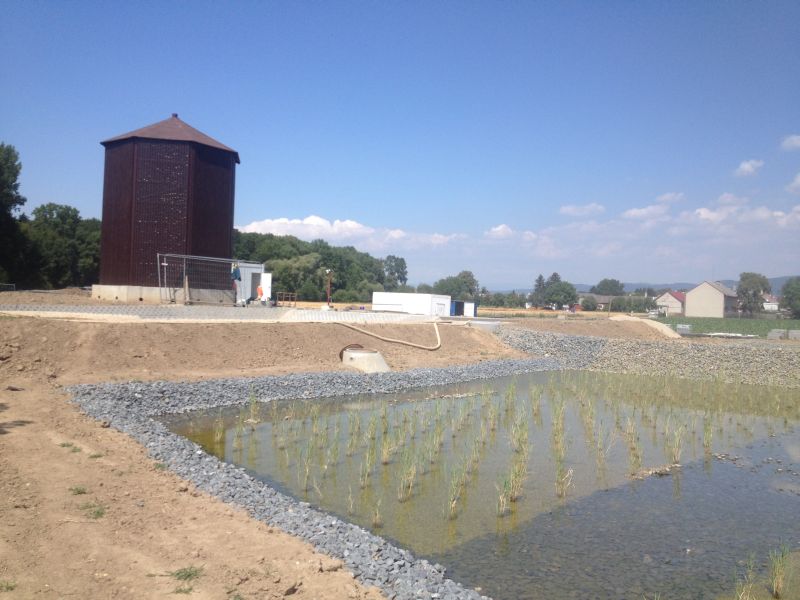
[102,114,239,163]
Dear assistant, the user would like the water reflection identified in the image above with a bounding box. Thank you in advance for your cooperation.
[164,371,800,599]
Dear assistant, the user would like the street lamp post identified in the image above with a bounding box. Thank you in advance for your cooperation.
[325,269,332,306]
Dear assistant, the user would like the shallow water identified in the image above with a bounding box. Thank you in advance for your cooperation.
[163,371,800,599]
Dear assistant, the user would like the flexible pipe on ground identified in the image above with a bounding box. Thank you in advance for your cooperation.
[335,321,442,351]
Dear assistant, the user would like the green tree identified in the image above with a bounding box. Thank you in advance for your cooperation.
[0,143,29,284]
[737,272,771,315]
[780,277,800,318]
[0,143,25,215]
[581,296,598,311]
[416,283,434,294]
[234,229,395,300]
[530,274,546,306]
[27,203,82,288]
[544,281,577,308]
[76,218,101,285]
[633,287,657,297]
[433,270,478,300]
[383,255,408,291]
[267,253,322,294]
[545,272,561,288]
[298,278,322,301]
[504,290,526,308]
[590,278,625,295]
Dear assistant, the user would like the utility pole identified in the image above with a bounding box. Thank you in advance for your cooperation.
[325,269,332,306]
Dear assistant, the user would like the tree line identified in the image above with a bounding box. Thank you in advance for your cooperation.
[4,140,799,316]
[234,231,409,302]
[1,144,101,288]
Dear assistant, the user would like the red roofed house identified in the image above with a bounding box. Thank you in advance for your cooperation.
[655,291,685,316]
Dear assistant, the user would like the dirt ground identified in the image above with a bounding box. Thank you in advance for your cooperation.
[0,291,666,599]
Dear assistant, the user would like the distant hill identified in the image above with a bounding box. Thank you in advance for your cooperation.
[715,276,795,296]
[619,282,697,293]
[495,276,797,296]
[619,276,796,295]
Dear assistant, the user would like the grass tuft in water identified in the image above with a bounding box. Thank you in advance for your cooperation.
[667,425,684,465]
[496,476,511,516]
[213,410,224,444]
[372,499,383,528]
[769,544,790,598]
[735,556,756,600]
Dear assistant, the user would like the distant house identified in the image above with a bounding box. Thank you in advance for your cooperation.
[763,294,780,312]
[684,281,738,318]
[655,291,685,316]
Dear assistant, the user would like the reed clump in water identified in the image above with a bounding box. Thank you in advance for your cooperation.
[769,544,790,599]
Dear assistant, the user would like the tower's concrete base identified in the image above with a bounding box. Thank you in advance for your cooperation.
[91,285,162,304]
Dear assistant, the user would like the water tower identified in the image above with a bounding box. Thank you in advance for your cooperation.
[94,114,239,301]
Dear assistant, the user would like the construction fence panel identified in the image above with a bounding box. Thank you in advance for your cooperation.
[157,253,262,305]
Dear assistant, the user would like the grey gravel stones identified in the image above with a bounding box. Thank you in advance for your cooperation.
[68,358,559,600]
[64,325,798,600]
[496,325,800,388]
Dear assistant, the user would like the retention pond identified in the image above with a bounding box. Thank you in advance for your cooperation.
[162,371,800,599]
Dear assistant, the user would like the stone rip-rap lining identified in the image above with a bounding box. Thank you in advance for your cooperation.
[68,357,563,600]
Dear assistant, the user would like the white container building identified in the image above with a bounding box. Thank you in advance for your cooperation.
[371,292,451,317]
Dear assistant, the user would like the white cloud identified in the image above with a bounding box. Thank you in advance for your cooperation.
[775,205,800,227]
[559,203,605,217]
[734,159,764,177]
[426,233,464,246]
[781,134,800,151]
[787,173,800,195]
[238,215,374,240]
[386,228,407,240]
[656,192,685,204]
[521,230,538,242]
[591,242,622,257]
[621,204,669,220]
[235,214,465,252]
[484,224,514,239]
[694,206,737,224]
[717,192,748,206]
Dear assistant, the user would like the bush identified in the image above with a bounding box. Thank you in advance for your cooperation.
[581,296,598,311]
[781,277,800,318]
[332,289,360,303]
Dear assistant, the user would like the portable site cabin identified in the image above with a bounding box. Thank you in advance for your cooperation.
[236,263,267,304]
[371,292,451,316]
[450,300,477,317]
[253,272,272,303]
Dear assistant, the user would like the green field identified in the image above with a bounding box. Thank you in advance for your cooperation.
[656,316,800,337]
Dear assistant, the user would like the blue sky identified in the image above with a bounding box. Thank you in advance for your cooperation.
[2,1,799,289]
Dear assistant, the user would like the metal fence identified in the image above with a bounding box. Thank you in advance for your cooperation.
[275,291,297,307]
[0,283,15,292]
[156,254,263,305]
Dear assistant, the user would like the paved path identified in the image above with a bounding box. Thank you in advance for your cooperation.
[0,304,434,324]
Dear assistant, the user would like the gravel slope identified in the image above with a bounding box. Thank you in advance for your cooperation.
[69,358,559,600]
[64,326,798,600]
[496,325,800,388]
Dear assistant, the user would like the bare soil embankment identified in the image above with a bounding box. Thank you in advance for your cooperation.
[0,297,523,599]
